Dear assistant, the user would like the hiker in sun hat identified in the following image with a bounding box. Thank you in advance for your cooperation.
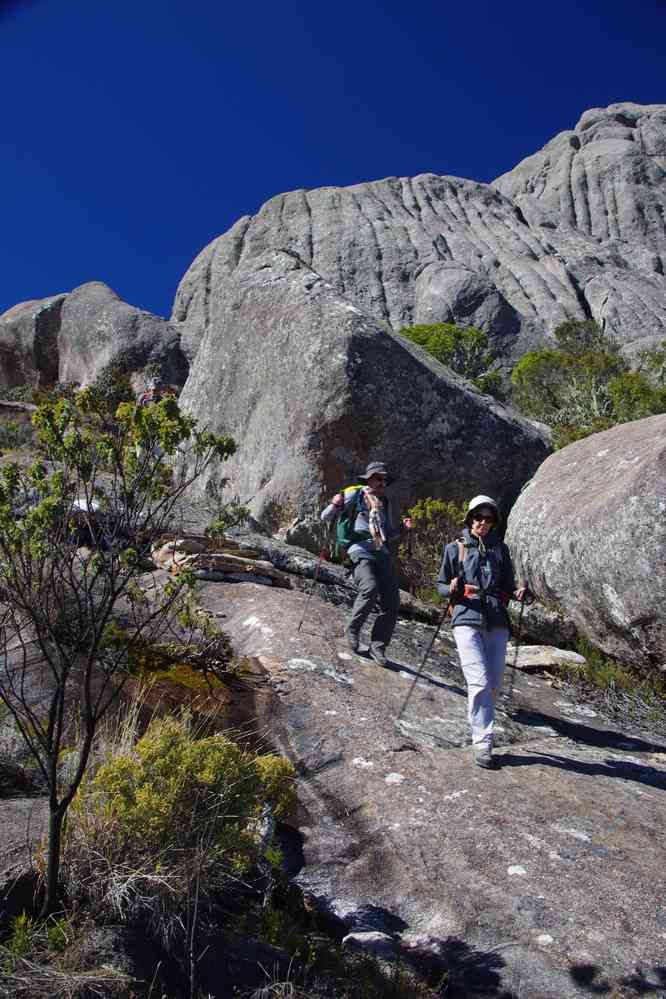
[321,461,412,666]
[436,495,527,769]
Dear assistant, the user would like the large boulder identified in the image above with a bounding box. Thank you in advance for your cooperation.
[178,249,550,534]
[0,294,66,389]
[0,283,189,392]
[505,414,666,669]
[174,105,666,367]
[58,281,188,388]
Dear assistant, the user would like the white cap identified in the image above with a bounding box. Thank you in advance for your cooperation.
[465,495,499,525]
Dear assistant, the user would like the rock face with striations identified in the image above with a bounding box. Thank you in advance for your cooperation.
[506,414,666,669]
[173,104,666,367]
[0,282,189,391]
[178,249,550,532]
[495,102,666,358]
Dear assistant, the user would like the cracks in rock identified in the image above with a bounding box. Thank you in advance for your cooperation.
[231,216,251,272]
[202,248,214,330]
[349,192,391,322]
[563,148,579,230]
[302,190,315,268]
[565,270,594,320]
[514,205,529,227]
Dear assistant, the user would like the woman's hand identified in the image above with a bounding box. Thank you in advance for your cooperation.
[331,493,344,508]
[403,517,413,530]
[514,586,528,602]
[449,576,460,595]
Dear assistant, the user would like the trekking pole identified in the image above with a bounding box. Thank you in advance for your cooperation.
[506,589,528,717]
[297,547,329,632]
[406,524,416,596]
[396,599,450,723]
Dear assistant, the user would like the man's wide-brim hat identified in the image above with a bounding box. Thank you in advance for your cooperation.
[358,461,395,486]
[464,494,499,526]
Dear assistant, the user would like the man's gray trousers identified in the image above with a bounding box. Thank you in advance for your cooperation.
[348,550,400,650]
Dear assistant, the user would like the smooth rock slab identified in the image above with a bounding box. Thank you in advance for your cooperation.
[193,577,666,998]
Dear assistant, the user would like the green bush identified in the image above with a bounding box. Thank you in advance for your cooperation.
[89,362,135,416]
[399,322,503,396]
[3,913,37,965]
[399,496,465,599]
[0,417,33,451]
[63,714,296,937]
[510,321,666,447]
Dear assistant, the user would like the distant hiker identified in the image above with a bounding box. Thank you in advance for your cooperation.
[321,462,412,666]
[436,495,527,769]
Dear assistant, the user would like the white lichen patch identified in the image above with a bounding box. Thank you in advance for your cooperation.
[602,582,630,627]
[507,865,527,876]
[351,757,374,769]
[287,658,318,672]
[337,652,353,661]
[322,667,354,685]
[552,824,591,842]
[385,772,405,784]
[572,705,598,718]
[442,789,468,802]
[242,615,274,637]
[536,933,554,946]
[325,710,338,716]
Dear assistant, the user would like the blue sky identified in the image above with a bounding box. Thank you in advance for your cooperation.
[1,0,663,319]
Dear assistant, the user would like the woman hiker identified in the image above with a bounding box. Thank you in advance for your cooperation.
[320,461,412,666]
[436,495,527,769]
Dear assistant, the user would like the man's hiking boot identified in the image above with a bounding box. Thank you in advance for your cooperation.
[473,745,495,769]
[369,644,388,667]
[344,627,360,654]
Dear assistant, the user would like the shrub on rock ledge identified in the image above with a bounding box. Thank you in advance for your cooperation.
[62,713,296,940]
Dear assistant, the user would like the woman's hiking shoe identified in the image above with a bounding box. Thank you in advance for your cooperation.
[369,644,388,667]
[473,746,494,769]
[344,627,360,654]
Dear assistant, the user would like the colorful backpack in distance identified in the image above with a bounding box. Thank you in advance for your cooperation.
[334,485,371,559]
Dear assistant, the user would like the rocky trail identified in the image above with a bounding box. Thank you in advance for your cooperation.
[178,552,666,999]
[2,526,666,997]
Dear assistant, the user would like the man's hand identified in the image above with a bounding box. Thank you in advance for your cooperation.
[449,576,459,595]
[403,517,413,530]
[331,493,344,509]
[514,586,528,602]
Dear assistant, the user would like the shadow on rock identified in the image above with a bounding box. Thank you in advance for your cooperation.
[570,961,666,995]
[498,751,666,792]
[507,706,666,754]
[408,936,515,998]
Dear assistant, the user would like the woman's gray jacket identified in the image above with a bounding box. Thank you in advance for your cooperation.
[436,527,517,631]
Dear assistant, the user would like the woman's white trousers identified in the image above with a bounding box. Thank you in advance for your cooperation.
[453,625,509,747]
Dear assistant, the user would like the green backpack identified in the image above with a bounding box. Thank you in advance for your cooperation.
[334,485,372,559]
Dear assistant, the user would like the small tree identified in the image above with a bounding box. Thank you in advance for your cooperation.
[399,322,503,396]
[511,320,666,447]
[0,388,235,916]
[399,497,465,600]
